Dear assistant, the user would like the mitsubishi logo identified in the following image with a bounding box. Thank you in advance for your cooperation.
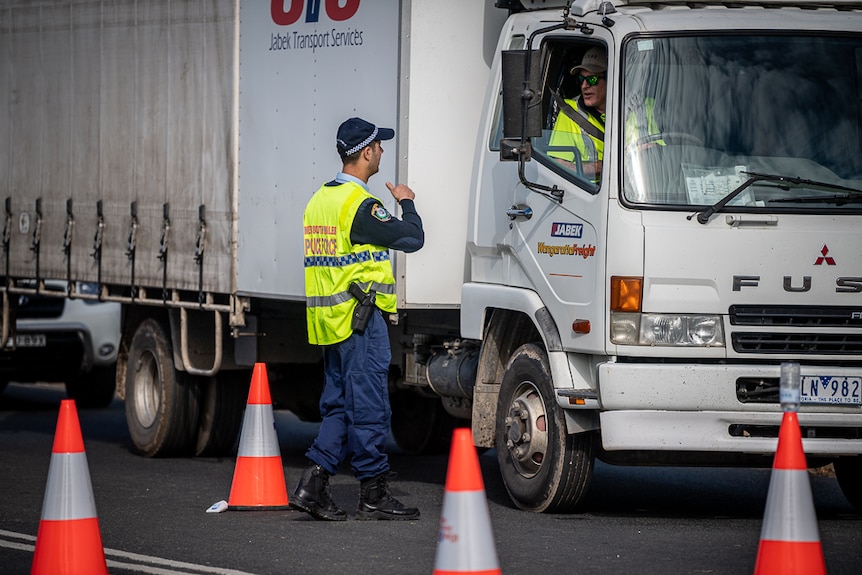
[814,245,836,265]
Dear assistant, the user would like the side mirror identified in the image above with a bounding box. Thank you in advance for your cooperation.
[501,49,542,140]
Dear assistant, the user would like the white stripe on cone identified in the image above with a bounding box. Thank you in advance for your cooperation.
[759,469,821,543]
[236,404,281,457]
[40,452,98,521]
[434,490,500,572]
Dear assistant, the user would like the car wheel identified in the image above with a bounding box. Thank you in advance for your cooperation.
[125,318,198,456]
[65,365,117,409]
[496,343,595,512]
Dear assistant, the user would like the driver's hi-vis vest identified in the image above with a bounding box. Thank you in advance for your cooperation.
[548,98,605,163]
[303,180,396,345]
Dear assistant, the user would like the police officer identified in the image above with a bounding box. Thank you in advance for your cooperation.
[293,117,424,521]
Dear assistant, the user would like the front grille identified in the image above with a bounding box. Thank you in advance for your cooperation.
[730,305,862,327]
[729,306,862,355]
[732,332,862,354]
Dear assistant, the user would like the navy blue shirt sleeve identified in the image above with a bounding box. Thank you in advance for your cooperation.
[350,197,424,253]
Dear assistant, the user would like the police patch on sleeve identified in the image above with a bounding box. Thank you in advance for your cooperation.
[371,203,392,222]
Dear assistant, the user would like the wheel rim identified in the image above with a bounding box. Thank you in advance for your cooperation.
[504,380,548,478]
[133,350,161,429]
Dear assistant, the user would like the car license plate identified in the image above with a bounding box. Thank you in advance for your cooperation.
[800,375,862,405]
[4,333,47,348]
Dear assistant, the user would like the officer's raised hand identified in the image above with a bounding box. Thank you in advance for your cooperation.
[386,182,415,203]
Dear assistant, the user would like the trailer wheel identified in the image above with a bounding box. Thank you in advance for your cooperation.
[834,457,862,513]
[496,343,595,512]
[125,319,198,457]
[65,365,117,409]
[194,370,250,457]
[391,391,458,455]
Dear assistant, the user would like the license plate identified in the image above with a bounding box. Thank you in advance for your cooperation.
[800,375,862,405]
[4,333,47,348]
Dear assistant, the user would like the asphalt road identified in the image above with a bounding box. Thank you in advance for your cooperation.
[1,382,860,575]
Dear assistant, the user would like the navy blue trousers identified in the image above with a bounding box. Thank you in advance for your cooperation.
[306,309,391,481]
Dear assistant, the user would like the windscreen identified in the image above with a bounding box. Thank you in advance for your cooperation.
[622,34,862,210]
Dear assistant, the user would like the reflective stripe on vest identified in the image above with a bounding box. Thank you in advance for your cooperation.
[303,180,396,345]
[548,98,605,163]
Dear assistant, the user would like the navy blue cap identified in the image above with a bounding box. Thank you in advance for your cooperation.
[336,117,395,158]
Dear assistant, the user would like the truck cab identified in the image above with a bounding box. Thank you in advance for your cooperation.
[461,0,862,512]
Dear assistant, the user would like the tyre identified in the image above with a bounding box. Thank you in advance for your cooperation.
[391,390,459,455]
[124,318,198,457]
[834,456,862,513]
[194,369,250,457]
[65,365,117,409]
[496,343,595,512]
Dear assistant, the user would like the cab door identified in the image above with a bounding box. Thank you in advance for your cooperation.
[504,34,615,354]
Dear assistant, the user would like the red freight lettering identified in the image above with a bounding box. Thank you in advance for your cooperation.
[271,0,304,26]
[326,0,360,22]
[271,0,360,26]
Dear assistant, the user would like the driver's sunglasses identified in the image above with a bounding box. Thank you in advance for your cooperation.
[578,73,605,87]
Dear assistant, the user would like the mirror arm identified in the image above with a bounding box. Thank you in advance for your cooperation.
[516,21,568,204]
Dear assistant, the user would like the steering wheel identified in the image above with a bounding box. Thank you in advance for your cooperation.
[630,132,703,151]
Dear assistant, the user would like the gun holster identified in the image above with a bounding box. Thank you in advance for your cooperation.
[348,283,376,333]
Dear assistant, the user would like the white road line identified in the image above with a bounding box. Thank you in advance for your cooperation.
[0,530,259,575]
[0,539,34,553]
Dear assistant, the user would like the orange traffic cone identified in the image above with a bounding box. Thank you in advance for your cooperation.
[754,411,827,575]
[433,427,501,575]
[31,399,108,575]
[227,363,290,510]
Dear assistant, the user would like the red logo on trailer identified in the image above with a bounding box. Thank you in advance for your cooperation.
[271,0,360,25]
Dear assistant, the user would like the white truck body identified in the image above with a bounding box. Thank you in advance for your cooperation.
[2,0,861,512]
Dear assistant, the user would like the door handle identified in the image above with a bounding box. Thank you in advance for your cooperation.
[507,205,533,220]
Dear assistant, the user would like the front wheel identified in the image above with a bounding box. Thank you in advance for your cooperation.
[125,319,198,457]
[496,343,595,512]
[834,457,862,513]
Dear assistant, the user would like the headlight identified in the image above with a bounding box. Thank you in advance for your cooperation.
[610,312,640,345]
[611,313,725,347]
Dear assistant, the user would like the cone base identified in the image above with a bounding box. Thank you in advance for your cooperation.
[31,517,108,575]
[227,455,289,508]
[754,539,826,575]
[228,504,292,511]
[433,570,502,575]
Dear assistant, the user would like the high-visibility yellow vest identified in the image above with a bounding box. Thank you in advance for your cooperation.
[303,180,397,345]
[548,97,661,164]
[548,98,605,163]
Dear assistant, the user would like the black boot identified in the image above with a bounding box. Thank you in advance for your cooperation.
[290,463,347,521]
[356,472,420,520]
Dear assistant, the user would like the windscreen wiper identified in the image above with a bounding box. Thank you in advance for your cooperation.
[689,171,862,224]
